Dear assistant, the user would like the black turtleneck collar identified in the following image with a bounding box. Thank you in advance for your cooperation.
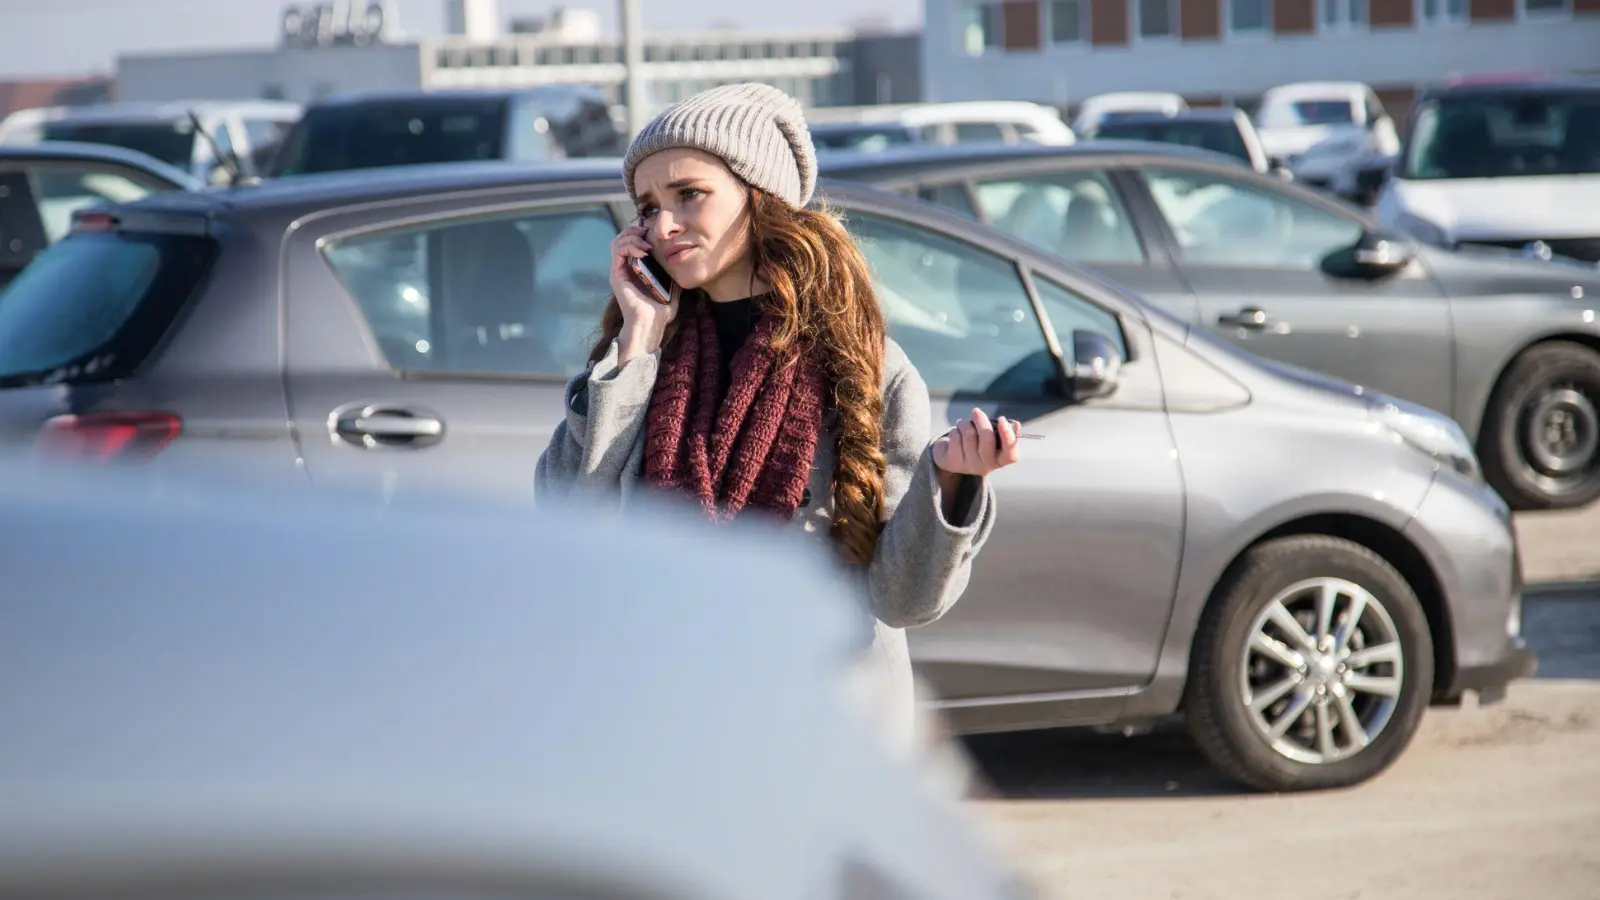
[706,293,769,368]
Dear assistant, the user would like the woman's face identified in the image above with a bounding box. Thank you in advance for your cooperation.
[633,148,758,302]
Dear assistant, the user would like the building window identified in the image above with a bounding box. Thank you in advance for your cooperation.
[1521,0,1570,13]
[962,1,1004,55]
[1136,0,1179,38]
[1049,0,1087,42]
[1229,0,1272,32]
[1418,0,1468,21]
[1320,0,1368,28]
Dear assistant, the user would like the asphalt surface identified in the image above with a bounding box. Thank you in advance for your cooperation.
[962,577,1600,899]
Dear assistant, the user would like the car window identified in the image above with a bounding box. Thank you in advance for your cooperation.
[843,210,1058,398]
[242,118,295,172]
[972,171,1144,264]
[1032,274,1128,360]
[1142,167,1363,269]
[953,121,1006,143]
[918,182,979,219]
[41,120,198,170]
[322,205,616,377]
[26,165,168,243]
[273,99,509,176]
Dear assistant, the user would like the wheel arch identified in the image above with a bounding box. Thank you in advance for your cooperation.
[1470,331,1600,442]
[1195,512,1456,701]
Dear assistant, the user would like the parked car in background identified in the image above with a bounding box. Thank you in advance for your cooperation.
[0,141,199,290]
[0,161,1533,791]
[267,87,625,177]
[806,101,1076,149]
[820,141,1600,509]
[1090,108,1280,175]
[812,119,921,154]
[0,463,1033,900]
[1253,81,1401,203]
[17,100,302,185]
[0,106,62,144]
[1375,75,1600,265]
[1071,91,1188,137]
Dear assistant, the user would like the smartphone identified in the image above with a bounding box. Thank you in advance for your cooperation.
[629,253,674,306]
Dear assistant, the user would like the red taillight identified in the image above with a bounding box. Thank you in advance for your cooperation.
[37,411,182,464]
[72,211,118,233]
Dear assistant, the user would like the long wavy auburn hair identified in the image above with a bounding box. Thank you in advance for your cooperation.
[586,188,889,566]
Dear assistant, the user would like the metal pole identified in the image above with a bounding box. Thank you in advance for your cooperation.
[621,0,648,137]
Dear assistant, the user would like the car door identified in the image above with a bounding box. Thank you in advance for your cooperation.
[1136,163,1455,416]
[284,194,620,501]
[839,203,1184,716]
[0,157,179,289]
[917,166,1201,324]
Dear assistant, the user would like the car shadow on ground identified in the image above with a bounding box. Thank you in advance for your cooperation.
[959,586,1600,801]
[961,722,1245,800]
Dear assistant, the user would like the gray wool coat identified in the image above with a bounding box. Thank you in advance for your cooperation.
[534,336,997,748]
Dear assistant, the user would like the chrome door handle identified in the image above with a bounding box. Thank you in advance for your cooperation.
[1218,307,1271,330]
[330,404,445,450]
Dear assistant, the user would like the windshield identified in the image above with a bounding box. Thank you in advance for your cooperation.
[1402,90,1600,180]
[0,229,217,386]
[1257,98,1356,129]
[270,99,509,176]
[41,120,197,168]
[1094,119,1252,163]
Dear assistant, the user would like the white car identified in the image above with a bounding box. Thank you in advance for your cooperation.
[1071,91,1188,137]
[1254,81,1400,202]
[1375,76,1600,266]
[0,462,1035,900]
[808,101,1076,147]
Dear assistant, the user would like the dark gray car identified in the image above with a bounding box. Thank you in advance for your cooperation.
[819,142,1600,512]
[0,161,1533,792]
[0,141,200,290]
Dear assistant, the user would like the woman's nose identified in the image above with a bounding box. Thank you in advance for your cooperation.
[652,210,684,240]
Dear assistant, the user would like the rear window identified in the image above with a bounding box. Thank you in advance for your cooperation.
[42,121,197,169]
[271,100,509,176]
[1095,119,1253,164]
[0,230,217,386]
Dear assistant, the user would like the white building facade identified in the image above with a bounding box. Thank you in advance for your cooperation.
[922,0,1600,117]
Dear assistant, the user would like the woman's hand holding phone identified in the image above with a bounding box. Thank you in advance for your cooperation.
[610,226,679,364]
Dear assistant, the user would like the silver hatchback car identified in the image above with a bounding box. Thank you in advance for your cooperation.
[0,161,1534,791]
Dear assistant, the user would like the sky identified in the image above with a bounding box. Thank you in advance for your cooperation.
[0,0,924,79]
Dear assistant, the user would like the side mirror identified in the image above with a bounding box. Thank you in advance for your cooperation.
[1328,228,1416,279]
[1068,330,1122,402]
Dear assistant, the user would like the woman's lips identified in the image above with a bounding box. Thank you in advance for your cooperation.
[665,245,697,263]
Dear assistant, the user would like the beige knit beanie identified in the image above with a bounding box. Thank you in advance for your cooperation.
[622,82,817,210]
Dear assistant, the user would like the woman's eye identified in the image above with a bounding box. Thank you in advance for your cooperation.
[638,206,658,219]
[680,188,704,201]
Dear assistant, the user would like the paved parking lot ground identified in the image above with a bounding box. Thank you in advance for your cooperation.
[1517,502,1600,585]
[962,587,1600,900]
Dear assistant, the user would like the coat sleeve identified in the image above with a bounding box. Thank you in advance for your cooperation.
[534,339,660,502]
[865,361,997,629]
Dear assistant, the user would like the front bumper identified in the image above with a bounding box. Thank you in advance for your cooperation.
[1403,470,1540,705]
[1451,637,1537,705]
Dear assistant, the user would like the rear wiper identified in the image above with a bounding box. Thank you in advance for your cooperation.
[187,110,258,188]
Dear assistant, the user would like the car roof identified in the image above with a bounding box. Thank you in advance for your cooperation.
[1418,75,1600,101]
[0,464,1017,900]
[308,86,604,108]
[42,100,301,122]
[815,139,1245,180]
[0,140,201,188]
[119,158,627,219]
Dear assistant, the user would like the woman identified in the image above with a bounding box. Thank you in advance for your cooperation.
[535,83,1022,745]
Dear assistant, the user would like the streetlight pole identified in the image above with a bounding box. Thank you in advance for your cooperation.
[621,0,648,137]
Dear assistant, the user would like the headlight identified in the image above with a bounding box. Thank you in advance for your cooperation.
[1369,399,1481,481]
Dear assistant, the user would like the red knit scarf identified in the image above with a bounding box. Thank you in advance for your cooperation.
[641,301,826,522]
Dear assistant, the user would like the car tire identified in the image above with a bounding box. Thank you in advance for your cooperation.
[1185,535,1434,792]
[1480,341,1600,510]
